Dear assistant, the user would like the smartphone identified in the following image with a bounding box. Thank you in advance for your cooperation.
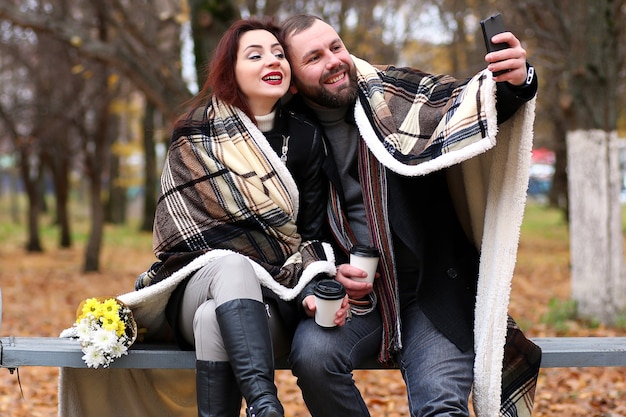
[480,13,509,76]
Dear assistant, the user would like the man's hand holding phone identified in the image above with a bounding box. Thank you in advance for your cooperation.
[481,13,530,86]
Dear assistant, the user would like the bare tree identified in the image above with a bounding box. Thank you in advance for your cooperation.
[0,22,46,252]
[0,0,192,271]
[35,13,81,249]
[510,0,626,324]
[0,0,191,121]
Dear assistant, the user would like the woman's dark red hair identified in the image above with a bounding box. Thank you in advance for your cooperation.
[178,17,282,124]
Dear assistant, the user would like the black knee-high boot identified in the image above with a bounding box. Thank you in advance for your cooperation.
[195,360,242,417]
[216,298,284,417]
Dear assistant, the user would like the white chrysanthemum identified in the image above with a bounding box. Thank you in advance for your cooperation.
[82,344,106,368]
[75,318,95,341]
[92,328,117,352]
[109,340,129,358]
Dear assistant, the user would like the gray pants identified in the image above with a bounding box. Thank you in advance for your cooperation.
[178,253,262,361]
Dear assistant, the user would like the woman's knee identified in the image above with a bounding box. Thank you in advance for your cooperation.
[217,253,252,270]
[211,254,262,302]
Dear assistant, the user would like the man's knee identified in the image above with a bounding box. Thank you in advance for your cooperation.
[289,322,343,376]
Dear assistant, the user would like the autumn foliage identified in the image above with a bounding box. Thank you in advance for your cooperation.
[1,205,625,416]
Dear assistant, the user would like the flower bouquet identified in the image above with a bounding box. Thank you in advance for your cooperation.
[71,297,137,368]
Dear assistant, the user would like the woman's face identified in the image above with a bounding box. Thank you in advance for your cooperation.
[235,29,291,116]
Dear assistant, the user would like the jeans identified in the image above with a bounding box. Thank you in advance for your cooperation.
[289,300,474,417]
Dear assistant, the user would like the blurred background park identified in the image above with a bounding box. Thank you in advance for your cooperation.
[1,0,626,416]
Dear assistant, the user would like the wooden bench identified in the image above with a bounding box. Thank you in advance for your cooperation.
[2,289,626,371]
[2,335,626,371]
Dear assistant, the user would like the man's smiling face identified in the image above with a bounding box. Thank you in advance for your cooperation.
[285,19,358,108]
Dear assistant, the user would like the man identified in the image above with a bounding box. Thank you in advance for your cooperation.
[281,14,541,417]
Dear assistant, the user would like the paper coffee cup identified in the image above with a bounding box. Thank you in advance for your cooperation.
[313,280,346,327]
[349,245,380,284]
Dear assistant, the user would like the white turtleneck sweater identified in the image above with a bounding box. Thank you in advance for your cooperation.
[255,110,275,133]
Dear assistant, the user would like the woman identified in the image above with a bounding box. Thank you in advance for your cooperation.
[137,18,345,417]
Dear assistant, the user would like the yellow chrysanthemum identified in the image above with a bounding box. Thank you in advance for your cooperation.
[101,311,126,337]
[115,320,126,337]
[100,311,121,328]
[101,299,121,315]
[77,298,102,322]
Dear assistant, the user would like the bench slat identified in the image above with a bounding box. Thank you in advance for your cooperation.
[2,336,626,370]
[0,337,196,369]
[536,336,626,367]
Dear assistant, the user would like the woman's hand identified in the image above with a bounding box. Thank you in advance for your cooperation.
[302,294,351,326]
[302,263,376,326]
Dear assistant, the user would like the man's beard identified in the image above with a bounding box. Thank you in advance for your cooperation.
[294,66,358,108]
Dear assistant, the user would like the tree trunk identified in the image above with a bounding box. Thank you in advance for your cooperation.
[189,0,239,86]
[83,107,110,272]
[549,115,569,213]
[82,4,111,273]
[25,181,43,252]
[18,146,43,252]
[9,165,21,224]
[567,130,626,324]
[140,101,157,232]
[44,145,72,248]
[56,157,72,248]
[106,148,127,225]
[565,1,625,324]
[84,175,105,272]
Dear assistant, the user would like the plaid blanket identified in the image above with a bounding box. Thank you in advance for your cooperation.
[348,56,539,417]
[139,96,335,301]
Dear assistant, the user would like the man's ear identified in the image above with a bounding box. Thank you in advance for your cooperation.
[289,85,298,94]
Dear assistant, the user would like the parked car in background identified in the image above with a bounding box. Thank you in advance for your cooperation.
[528,148,555,203]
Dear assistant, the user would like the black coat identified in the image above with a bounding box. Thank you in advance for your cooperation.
[262,106,329,338]
[264,106,328,242]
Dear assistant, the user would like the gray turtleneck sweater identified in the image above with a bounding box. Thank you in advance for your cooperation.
[309,105,371,246]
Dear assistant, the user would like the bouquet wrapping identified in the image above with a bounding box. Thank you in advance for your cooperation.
[72,297,137,368]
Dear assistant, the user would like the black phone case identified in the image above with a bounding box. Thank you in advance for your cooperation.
[480,14,508,75]
[481,14,508,53]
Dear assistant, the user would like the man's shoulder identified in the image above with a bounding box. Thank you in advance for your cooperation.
[362,63,460,95]
[372,63,392,72]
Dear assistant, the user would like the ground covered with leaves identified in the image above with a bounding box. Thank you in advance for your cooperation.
[1,206,625,416]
